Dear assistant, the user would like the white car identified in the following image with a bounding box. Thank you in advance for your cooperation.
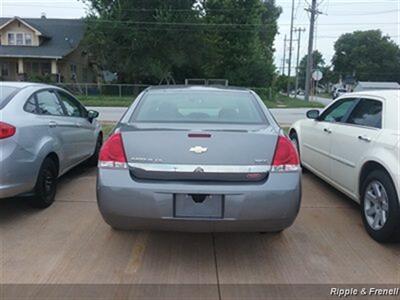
[333,88,348,99]
[290,90,400,243]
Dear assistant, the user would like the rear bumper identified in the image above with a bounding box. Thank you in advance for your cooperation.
[0,139,38,199]
[0,183,32,199]
[96,169,302,232]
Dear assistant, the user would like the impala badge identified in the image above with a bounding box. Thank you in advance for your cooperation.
[190,146,208,154]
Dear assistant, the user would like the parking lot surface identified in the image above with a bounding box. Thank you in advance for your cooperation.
[1,165,399,288]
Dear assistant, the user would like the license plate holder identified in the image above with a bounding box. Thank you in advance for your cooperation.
[174,194,224,219]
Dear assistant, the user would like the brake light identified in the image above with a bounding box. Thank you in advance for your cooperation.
[99,132,127,169]
[0,122,16,139]
[271,136,300,172]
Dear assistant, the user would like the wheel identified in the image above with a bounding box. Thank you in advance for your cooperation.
[87,134,103,167]
[289,131,300,156]
[361,170,400,243]
[29,158,58,209]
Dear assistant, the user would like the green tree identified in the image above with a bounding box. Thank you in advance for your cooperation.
[297,50,325,89]
[201,0,281,86]
[332,30,400,82]
[82,0,203,84]
[82,0,281,86]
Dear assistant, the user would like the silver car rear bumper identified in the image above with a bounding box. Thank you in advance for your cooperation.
[0,139,37,199]
[97,168,302,232]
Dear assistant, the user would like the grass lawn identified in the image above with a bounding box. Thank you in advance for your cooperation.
[264,94,325,109]
[78,96,134,107]
[79,93,325,109]
[100,122,116,138]
[317,92,332,99]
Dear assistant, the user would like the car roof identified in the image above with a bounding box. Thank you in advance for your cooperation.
[0,81,54,89]
[147,85,251,93]
[342,90,400,103]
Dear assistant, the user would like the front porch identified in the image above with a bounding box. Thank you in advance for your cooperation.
[0,57,59,82]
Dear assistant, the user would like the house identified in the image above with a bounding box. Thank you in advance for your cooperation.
[353,81,400,92]
[0,16,94,83]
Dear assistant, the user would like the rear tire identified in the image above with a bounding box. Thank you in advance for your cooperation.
[29,158,58,209]
[87,134,102,167]
[289,132,300,156]
[360,170,400,243]
[289,131,306,172]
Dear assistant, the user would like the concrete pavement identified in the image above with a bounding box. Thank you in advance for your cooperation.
[91,107,322,126]
[1,165,399,289]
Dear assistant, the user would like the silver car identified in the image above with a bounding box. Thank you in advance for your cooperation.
[97,86,301,232]
[0,82,102,208]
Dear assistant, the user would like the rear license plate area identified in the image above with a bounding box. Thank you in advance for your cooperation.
[174,194,224,219]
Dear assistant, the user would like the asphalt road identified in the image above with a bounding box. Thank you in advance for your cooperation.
[1,165,399,294]
[91,107,323,126]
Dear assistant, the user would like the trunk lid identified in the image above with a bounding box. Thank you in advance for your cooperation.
[121,124,278,182]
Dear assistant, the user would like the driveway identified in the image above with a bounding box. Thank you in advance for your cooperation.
[1,165,399,299]
[91,107,321,126]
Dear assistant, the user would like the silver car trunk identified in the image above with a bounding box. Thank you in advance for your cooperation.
[121,124,278,182]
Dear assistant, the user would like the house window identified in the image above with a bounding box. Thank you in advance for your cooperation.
[1,63,9,77]
[8,33,15,45]
[32,62,39,74]
[16,33,24,45]
[41,63,51,75]
[25,33,32,45]
[70,64,77,74]
[7,32,34,46]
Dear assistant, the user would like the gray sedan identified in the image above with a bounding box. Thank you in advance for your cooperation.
[97,86,301,232]
[0,82,102,208]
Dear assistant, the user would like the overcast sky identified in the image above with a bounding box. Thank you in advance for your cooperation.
[1,0,399,75]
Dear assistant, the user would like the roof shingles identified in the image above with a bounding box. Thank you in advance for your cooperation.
[0,17,86,59]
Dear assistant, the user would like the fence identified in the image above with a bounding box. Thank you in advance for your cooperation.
[55,83,276,100]
[55,83,150,97]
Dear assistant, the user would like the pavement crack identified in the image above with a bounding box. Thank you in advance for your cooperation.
[211,233,222,300]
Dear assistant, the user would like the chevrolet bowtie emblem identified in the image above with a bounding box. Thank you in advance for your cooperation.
[190,146,208,154]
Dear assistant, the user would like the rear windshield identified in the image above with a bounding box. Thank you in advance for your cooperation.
[131,90,266,124]
[0,86,19,108]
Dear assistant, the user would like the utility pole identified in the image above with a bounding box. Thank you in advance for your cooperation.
[304,0,322,102]
[286,0,296,96]
[281,35,287,75]
[294,28,306,99]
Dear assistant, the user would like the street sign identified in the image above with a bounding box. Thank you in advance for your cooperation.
[312,70,323,81]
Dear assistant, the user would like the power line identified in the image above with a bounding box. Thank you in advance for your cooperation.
[80,19,400,26]
[329,9,400,16]
[2,1,400,11]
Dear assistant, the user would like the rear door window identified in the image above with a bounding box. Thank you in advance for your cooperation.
[24,96,37,113]
[36,90,65,116]
[319,98,358,123]
[346,99,382,129]
[56,90,87,118]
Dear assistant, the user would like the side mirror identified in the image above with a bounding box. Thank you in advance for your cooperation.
[87,110,99,121]
[306,109,320,120]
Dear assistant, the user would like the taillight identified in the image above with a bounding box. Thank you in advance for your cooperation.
[0,122,16,139]
[99,132,127,169]
[271,135,300,172]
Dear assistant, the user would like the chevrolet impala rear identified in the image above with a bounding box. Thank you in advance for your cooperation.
[96,86,301,232]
